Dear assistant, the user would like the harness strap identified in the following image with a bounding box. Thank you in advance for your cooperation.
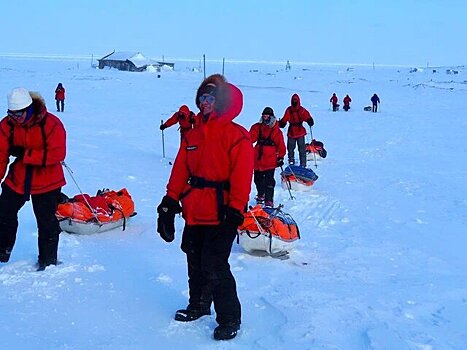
[187,176,230,221]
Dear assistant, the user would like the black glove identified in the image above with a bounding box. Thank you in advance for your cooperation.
[306,118,314,127]
[278,119,286,128]
[277,157,284,167]
[160,124,166,131]
[222,207,244,229]
[157,195,182,242]
[9,146,25,159]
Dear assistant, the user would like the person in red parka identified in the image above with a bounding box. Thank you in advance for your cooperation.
[55,83,65,112]
[249,107,286,207]
[156,74,253,341]
[279,93,314,167]
[0,87,66,270]
[330,93,339,111]
[160,105,197,140]
[343,94,352,111]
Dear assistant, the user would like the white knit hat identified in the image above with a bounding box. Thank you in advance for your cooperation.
[7,87,33,111]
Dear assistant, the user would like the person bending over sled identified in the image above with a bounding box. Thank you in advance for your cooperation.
[0,87,66,271]
[249,107,286,208]
[160,105,197,140]
[279,93,314,167]
[343,94,352,111]
[156,74,253,341]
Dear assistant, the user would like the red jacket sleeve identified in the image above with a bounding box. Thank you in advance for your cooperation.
[274,128,286,158]
[227,129,254,212]
[249,123,259,143]
[163,112,179,128]
[166,138,189,201]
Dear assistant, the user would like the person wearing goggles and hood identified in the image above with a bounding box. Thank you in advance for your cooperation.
[156,74,253,341]
[0,87,66,271]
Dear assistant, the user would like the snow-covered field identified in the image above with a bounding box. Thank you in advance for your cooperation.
[0,56,466,350]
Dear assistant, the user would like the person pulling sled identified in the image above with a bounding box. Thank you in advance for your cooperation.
[249,107,286,208]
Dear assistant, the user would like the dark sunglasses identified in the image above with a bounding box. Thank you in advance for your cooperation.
[198,95,215,104]
[7,108,27,118]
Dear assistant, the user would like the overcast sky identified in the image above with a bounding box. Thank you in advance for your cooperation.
[1,0,465,66]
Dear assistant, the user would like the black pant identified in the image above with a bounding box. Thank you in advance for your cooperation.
[372,103,378,112]
[0,184,61,265]
[181,224,240,325]
[254,169,276,203]
[56,100,64,112]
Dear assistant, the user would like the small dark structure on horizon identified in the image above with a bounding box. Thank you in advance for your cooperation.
[98,51,175,72]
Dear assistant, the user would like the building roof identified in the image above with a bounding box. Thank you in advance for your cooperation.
[100,51,155,68]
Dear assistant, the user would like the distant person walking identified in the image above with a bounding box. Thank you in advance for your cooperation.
[55,83,65,112]
[330,93,339,112]
[343,94,352,111]
[279,93,314,167]
[371,93,380,113]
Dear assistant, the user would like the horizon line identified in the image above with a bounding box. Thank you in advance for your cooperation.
[0,52,463,69]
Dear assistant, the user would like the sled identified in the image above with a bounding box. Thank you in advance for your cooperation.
[363,106,372,111]
[305,139,327,161]
[280,165,318,191]
[56,188,136,235]
[238,204,300,257]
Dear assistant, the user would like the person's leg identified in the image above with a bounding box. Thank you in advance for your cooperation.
[0,184,26,262]
[264,169,276,206]
[202,225,241,328]
[297,136,307,167]
[287,137,297,165]
[56,100,60,112]
[253,170,265,203]
[177,225,212,321]
[60,100,64,112]
[31,188,62,269]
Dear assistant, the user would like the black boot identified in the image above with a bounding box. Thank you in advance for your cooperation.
[37,235,59,271]
[213,321,240,340]
[0,248,12,263]
[174,305,211,322]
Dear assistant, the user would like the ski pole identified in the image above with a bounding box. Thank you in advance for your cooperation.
[280,165,295,200]
[309,126,318,168]
[160,120,166,159]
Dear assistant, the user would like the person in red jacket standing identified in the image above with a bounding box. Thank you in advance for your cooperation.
[249,107,286,207]
[156,74,253,341]
[160,105,197,140]
[279,93,314,167]
[54,83,65,112]
[330,93,339,111]
[0,87,66,270]
[343,94,352,111]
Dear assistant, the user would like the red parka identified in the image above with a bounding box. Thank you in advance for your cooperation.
[249,119,286,171]
[163,105,197,136]
[279,94,313,138]
[166,78,253,226]
[0,93,66,195]
[330,94,338,105]
[55,86,65,101]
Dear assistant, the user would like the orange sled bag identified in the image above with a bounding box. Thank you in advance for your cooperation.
[56,188,136,234]
[238,205,300,257]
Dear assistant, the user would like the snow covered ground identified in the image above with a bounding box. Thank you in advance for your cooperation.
[0,56,466,350]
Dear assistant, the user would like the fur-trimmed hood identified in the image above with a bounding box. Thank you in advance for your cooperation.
[195,74,243,121]
[8,91,48,126]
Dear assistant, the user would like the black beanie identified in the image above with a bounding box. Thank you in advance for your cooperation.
[199,83,217,97]
[262,107,274,116]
